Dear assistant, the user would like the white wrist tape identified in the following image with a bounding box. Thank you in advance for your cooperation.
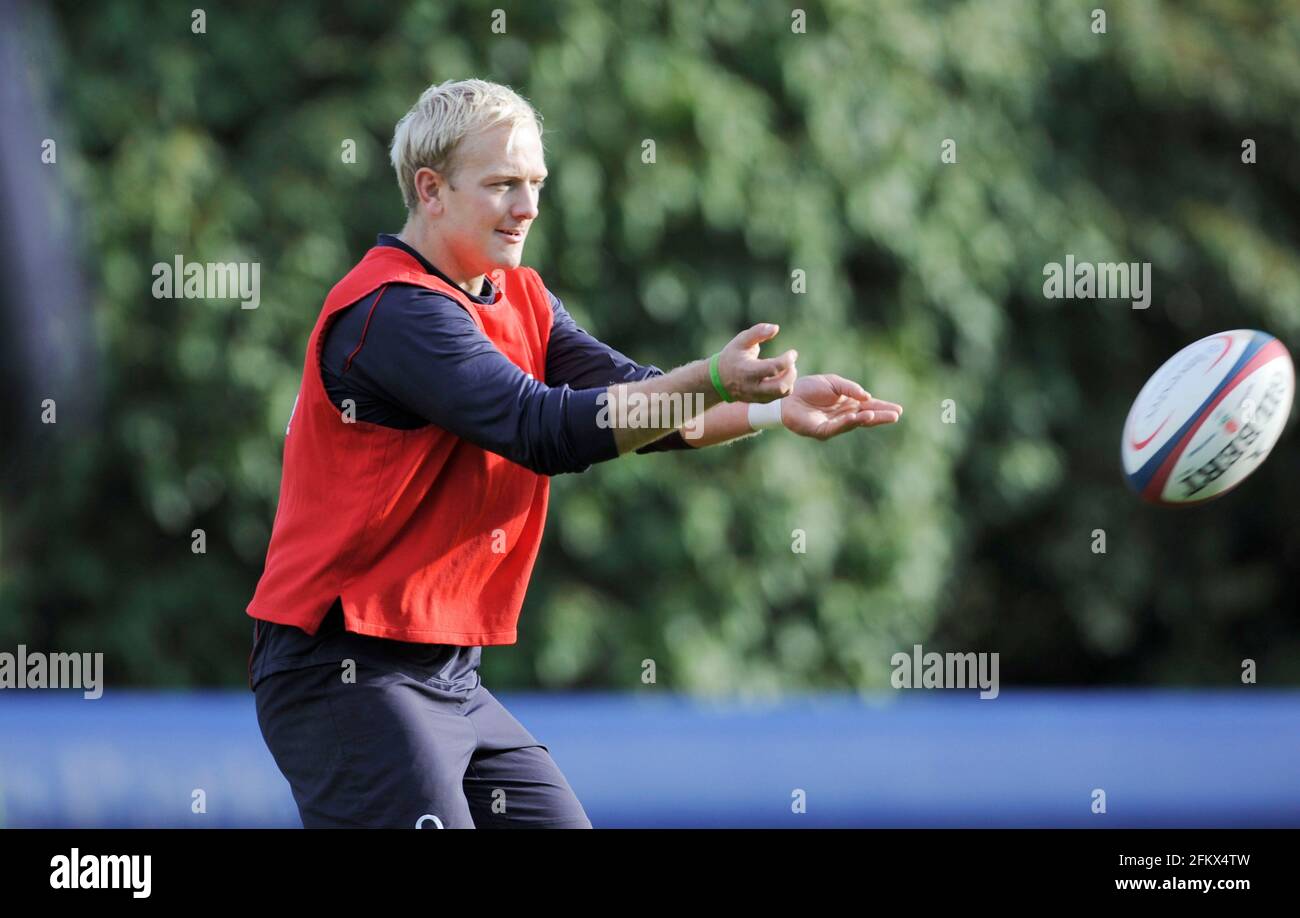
[748,398,785,431]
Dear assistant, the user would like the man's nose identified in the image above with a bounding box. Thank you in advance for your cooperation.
[513,188,540,220]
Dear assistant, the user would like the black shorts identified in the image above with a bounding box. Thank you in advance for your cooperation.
[254,660,592,828]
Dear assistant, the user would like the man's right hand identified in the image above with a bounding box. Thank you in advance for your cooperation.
[603,323,798,455]
[716,323,798,403]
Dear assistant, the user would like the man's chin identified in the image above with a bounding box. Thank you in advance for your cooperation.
[489,252,524,271]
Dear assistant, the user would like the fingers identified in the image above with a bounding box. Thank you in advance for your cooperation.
[820,375,905,419]
[732,322,781,350]
[734,349,797,402]
[745,362,796,401]
[718,323,797,402]
[825,374,871,401]
[820,409,900,439]
[860,398,903,416]
[856,408,900,426]
[760,365,797,398]
[756,348,798,379]
[821,413,863,439]
[816,374,902,417]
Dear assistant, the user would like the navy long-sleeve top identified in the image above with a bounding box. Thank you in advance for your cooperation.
[249,234,687,689]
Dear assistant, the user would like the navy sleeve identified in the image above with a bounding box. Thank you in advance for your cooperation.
[327,284,619,476]
[545,293,690,453]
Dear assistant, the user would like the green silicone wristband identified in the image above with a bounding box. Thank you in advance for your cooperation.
[709,351,734,402]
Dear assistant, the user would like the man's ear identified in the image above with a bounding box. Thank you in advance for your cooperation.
[413,167,447,215]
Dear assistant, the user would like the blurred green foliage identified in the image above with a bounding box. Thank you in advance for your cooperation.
[4,0,1299,692]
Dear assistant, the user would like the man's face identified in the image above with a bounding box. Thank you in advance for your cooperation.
[433,120,547,280]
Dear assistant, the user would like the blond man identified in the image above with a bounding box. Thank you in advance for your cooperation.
[247,79,901,828]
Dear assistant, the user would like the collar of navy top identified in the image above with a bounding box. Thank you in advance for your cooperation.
[376,234,496,303]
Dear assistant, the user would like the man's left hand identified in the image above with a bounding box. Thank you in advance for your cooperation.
[779,374,903,441]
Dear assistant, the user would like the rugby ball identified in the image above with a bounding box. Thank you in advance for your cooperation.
[1122,329,1294,505]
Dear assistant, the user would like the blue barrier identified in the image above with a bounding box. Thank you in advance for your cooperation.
[2,690,1297,827]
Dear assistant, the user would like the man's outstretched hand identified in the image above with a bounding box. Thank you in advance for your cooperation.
[778,374,903,441]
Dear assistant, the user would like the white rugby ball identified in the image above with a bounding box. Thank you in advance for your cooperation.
[1121,329,1294,505]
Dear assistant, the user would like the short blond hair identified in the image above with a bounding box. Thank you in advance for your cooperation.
[390,79,543,211]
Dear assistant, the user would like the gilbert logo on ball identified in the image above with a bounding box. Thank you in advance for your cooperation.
[1122,329,1294,505]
